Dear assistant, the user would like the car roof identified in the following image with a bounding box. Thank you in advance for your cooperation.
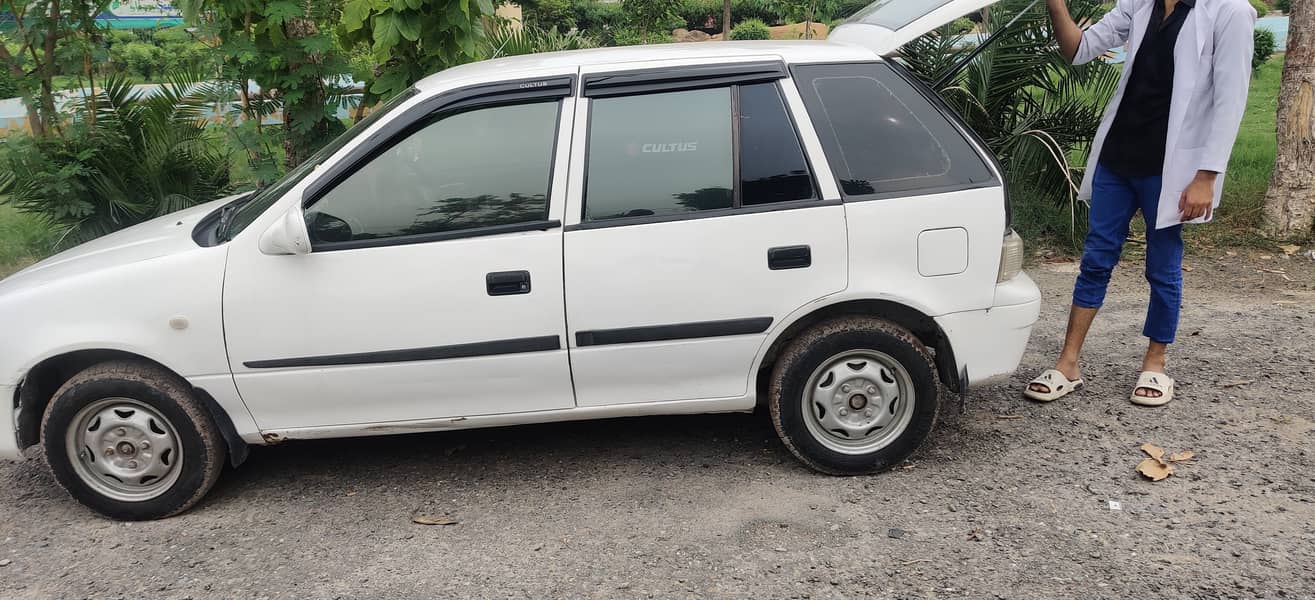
[415,40,881,92]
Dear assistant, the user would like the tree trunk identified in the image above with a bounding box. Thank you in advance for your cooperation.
[722,0,731,40]
[1263,0,1315,237]
[38,0,61,134]
[0,39,44,137]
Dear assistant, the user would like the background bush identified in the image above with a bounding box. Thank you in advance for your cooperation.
[1275,0,1290,12]
[1253,28,1276,71]
[1249,0,1267,18]
[674,0,785,32]
[730,18,771,40]
[573,0,626,33]
[523,0,578,33]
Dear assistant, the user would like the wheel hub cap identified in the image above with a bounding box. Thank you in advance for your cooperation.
[65,398,183,502]
[801,350,917,455]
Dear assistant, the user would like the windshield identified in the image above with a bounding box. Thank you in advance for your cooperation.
[221,87,421,240]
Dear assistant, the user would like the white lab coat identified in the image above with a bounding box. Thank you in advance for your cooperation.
[1074,0,1256,229]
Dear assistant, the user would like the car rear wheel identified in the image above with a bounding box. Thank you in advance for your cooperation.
[769,317,940,475]
[41,361,226,520]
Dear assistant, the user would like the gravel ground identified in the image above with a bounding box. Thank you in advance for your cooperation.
[1,252,1313,599]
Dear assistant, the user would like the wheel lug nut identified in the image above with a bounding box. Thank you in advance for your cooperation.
[867,386,876,394]
[104,447,115,456]
[115,427,127,437]
[126,460,138,469]
[839,408,848,416]
[865,410,873,417]
[841,385,850,393]
[140,441,150,450]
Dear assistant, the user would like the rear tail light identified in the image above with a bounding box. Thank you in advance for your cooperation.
[998,230,1024,283]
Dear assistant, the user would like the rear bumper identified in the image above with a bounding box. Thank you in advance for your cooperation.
[0,385,20,460]
[935,272,1042,388]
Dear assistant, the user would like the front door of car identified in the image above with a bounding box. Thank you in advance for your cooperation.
[223,84,578,431]
[561,63,848,407]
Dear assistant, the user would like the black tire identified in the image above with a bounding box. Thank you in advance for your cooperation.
[769,317,940,475]
[41,361,226,520]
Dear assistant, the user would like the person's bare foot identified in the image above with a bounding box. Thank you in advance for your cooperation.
[1028,359,1082,395]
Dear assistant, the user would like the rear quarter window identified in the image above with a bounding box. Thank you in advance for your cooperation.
[790,62,995,200]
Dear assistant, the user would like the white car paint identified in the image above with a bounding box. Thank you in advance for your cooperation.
[0,0,1036,457]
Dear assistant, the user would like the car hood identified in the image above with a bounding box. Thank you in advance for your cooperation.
[0,195,240,295]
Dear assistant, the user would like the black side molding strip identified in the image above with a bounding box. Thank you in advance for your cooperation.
[244,336,562,369]
[583,61,787,98]
[576,317,773,347]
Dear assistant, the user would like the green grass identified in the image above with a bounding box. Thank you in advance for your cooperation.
[0,201,59,278]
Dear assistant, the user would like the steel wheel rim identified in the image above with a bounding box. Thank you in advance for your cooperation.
[800,350,916,455]
[64,398,183,502]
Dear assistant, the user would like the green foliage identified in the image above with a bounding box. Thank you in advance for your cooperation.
[339,0,494,103]
[111,41,165,79]
[1248,0,1267,18]
[622,0,682,35]
[573,0,626,33]
[2,71,234,245]
[523,0,577,32]
[0,68,18,98]
[951,17,975,35]
[486,21,597,57]
[1253,27,1275,71]
[192,0,349,167]
[1275,0,1290,12]
[730,18,771,40]
[609,27,674,45]
[673,0,783,31]
[833,0,867,19]
[901,0,1119,244]
[0,203,59,278]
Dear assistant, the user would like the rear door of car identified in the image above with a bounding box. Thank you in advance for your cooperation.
[829,0,1007,56]
[561,59,848,407]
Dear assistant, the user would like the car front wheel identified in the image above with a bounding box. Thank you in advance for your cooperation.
[769,317,940,475]
[41,361,226,520]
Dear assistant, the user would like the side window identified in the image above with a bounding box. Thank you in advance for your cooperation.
[739,83,815,206]
[583,82,815,222]
[791,62,994,199]
[305,101,559,245]
[585,87,733,221]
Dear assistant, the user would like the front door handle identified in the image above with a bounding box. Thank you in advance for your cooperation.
[487,270,531,296]
[768,245,812,270]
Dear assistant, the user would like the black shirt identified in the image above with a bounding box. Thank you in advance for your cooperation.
[1099,0,1194,178]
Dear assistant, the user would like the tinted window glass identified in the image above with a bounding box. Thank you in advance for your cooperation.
[792,62,993,198]
[739,83,814,205]
[306,101,558,244]
[585,88,733,221]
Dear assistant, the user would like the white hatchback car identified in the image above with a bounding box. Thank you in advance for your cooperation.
[0,0,1040,520]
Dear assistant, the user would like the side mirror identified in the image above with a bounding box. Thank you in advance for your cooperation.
[258,203,312,256]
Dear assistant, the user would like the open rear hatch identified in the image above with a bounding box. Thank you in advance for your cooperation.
[829,0,1008,56]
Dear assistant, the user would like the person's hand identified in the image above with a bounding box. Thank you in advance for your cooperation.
[1179,171,1218,221]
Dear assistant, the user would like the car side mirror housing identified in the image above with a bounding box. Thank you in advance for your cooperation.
[258,203,312,256]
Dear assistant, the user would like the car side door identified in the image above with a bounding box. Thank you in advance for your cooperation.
[561,60,848,407]
[222,76,579,431]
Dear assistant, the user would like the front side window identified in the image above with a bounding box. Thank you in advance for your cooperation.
[792,62,993,199]
[583,82,814,223]
[306,101,560,245]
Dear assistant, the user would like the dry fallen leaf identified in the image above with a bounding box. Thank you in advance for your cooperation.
[1168,451,1196,462]
[1182,265,1194,272]
[1141,442,1166,461]
[1137,458,1174,481]
[1226,250,1238,257]
[412,516,459,526]
[1259,255,1274,260]
[1280,244,1301,256]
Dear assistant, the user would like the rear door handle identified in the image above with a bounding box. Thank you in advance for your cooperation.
[486,270,531,296]
[768,245,811,270]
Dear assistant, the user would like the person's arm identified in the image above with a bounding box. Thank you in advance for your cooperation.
[1051,0,1135,65]
[1180,2,1257,221]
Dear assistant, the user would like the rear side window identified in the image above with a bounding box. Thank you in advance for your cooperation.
[791,62,994,199]
[584,82,815,223]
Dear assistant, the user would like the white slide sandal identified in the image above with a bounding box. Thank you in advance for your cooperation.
[1131,372,1175,406]
[1023,369,1084,403]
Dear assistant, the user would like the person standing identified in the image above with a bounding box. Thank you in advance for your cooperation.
[1024,0,1256,406]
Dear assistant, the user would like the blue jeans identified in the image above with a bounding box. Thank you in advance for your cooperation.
[1073,164,1184,344]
